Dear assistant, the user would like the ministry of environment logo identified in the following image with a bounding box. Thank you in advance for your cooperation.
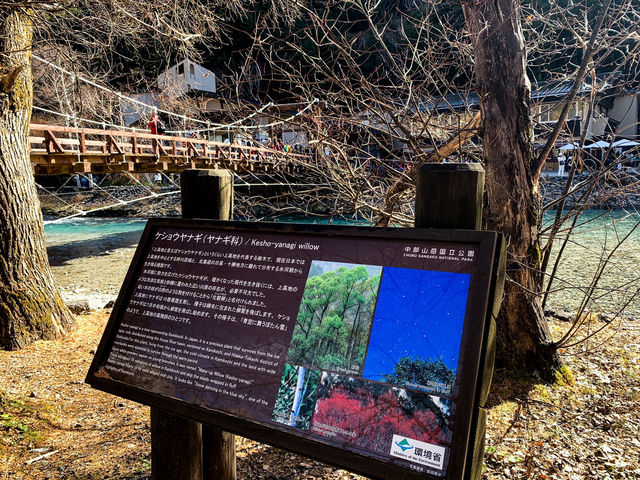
[394,438,414,452]
[390,434,447,471]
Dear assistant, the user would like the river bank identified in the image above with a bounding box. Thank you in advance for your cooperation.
[541,170,640,209]
[40,169,640,319]
[40,185,182,219]
[46,220,143,312]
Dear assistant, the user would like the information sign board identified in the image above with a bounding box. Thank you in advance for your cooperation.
[87,219,502,480]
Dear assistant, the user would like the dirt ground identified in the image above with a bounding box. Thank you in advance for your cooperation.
[1,310,638,480]
[484,319,640,480]
[0,310,364,480]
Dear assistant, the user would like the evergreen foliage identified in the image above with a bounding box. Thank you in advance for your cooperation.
[383,356,455,393]
[287,265,380,373]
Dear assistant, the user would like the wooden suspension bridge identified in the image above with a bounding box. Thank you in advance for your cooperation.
[29,124,312,175]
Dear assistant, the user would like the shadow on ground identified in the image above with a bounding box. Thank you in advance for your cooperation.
[47,230,143,266]
[485,367,541,408]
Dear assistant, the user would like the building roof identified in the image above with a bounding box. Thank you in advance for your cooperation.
[419,73,619,114]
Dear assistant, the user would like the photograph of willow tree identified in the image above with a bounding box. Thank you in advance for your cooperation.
[272,364,322,430]
[286,261,382,375]
[363,267,471,396]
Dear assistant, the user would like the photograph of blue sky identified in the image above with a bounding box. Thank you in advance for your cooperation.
[362,267,471,384]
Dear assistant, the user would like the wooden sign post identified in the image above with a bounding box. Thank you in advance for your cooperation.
[415,163,485,230]
[150,169,236,480]
[416,163,505,480]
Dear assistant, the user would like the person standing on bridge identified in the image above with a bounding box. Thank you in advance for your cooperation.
[148,110,166,157]
[148,111,159,134]
[148,110,166,135]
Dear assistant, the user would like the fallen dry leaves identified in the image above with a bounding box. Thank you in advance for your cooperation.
[1,312,639,479]
[484,320,640,480]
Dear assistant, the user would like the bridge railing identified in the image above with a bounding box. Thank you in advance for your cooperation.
[29,124,311,173]
[29,124,419,176]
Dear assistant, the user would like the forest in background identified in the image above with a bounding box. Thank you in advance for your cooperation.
[30,0,632,106]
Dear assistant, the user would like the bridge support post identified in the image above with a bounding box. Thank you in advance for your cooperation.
[150,169,236,480]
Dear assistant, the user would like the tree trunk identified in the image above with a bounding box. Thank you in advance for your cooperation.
[0,9,74,350]
[289,366,306,427]
[345,304,361,365]
[462,0,561,379]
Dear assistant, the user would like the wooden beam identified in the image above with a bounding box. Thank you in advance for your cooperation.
[90,163,129,174]
[33,164,72,175]
[106,154,127,164]
[187,142,198,158]
[44,130,65,154]
[131,134,139,154]
[153,139,169,156]
[79,132,86,153]
[106,136,124,154]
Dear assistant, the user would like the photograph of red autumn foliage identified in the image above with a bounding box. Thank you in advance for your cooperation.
[310,373,451,457]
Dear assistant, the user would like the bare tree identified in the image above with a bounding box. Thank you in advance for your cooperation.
[0,0,248,349]
[237,0,640,378]
[3,0,639,374]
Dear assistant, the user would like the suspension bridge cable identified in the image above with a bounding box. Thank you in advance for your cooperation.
[35,95,318,138]
[32,54,319,134]
[35,182,80,212]
[33,105,144,132]
[123,172,173,198]
[33,54,215,127]
[171,99,320,135]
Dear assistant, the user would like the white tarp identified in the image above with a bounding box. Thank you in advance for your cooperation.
[559,143,580,150]
[584,140,610,149]
[612,139,640,147]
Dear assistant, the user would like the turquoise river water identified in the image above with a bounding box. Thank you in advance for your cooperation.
[43,211,640,319]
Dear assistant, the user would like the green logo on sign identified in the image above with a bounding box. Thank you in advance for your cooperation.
[395,438,414,452]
